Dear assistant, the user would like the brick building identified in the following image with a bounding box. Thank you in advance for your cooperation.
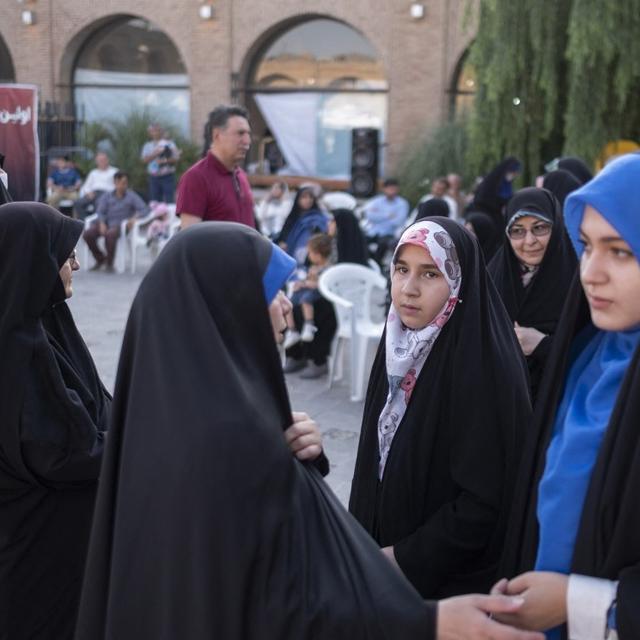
[0,0,476,178]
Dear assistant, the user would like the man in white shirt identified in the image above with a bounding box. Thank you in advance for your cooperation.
[73,152,118,219]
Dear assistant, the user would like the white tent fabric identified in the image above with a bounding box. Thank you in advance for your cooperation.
[255,91,387,178]
[255,93,318,176]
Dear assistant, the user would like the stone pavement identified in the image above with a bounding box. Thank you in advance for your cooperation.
[68,251,377,506]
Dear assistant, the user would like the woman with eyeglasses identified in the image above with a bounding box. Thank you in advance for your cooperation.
[488,188,577,400]
[0,202,111,638]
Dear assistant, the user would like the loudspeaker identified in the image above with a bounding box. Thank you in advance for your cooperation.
[350,128,379,198]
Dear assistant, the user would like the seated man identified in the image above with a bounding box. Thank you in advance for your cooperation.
[46,155,82,210]
[362,178,409,265]
[73,152,118,220]
[83,171,149,272]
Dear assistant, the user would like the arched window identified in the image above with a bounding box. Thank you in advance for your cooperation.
[0,36,16,83]
[449,50,476,119]
[73,17,189,134]
[245,18,388,178]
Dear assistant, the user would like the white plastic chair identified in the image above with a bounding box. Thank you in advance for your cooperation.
[323,191,357,212]
[82,213,126,274]
[318,263,387,402]
[126,204,177,273]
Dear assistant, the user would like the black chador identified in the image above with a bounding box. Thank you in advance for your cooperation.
[75,223,434,640]
[488,187,577,399]
[0,203,110,638]
[349,217,531,599]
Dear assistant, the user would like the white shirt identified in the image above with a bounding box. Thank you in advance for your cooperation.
[80,166,119,197]
[567,574,618,639]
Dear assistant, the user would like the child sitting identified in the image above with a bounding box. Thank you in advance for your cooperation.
[284,233,333,348]
[146,201,172,250]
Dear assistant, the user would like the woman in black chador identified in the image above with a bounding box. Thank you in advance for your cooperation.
[349,217,532,600]
[472,155,521,232]
[488,187,578,400]
[0,202,110,638]
[75,222,541,640]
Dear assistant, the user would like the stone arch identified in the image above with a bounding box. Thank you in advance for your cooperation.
[238,14,388,178]
[60,13,191,134]
[448,46,476,119]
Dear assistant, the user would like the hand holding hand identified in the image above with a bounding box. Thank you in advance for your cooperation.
[437,594,545,640]
[284,412,323,461]
[490,571,568,631]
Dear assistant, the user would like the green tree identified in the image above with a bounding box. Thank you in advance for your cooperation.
[77,110,200,197]
[466,0,572,183]
[396,118,469,207]
[563,0,640,161]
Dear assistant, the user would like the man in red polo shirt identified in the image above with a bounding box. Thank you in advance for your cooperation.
[177,105,256,229]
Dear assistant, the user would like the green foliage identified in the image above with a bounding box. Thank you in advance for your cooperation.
[77,110,200,197]
[564,0,640,160]
[395,118,470,207]
[466,0,640,178]
[466,0,570,183]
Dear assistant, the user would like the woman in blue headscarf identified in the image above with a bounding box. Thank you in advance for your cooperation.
[277,187,329,266]
[496,153,640,639]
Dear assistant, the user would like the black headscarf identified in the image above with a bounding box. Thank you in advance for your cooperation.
[555,156,593,185]
[0,202,110,638]
[349,217,531,599]
[472,156,521,228]
[333,207,369,265]
[489,187,577,333]
[75,222,434,640]
[415,197,450,221]
[464,210,501,261]
[542,169,581,206]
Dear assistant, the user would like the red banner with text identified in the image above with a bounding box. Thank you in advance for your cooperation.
[0,84,39,201]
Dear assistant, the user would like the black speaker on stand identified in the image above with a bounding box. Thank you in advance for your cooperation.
[350,128,379,198]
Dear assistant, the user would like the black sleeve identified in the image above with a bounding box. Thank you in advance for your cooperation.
[311,451,330,477]
[393,490,499,595]
[527,335,553,402]
[21,435,105,487]
[425,600,437,640]
[19,370,105,488]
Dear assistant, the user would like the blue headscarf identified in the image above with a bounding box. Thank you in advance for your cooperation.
[564,152,640,261]
[535,153,640,639]
[262,241,296,304]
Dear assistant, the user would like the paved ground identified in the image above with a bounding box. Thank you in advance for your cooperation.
[68,249,377,505]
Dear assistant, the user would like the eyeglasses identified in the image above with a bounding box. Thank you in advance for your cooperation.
[507,222,552,240]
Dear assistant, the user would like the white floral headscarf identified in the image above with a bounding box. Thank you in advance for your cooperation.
[377,221,462,479]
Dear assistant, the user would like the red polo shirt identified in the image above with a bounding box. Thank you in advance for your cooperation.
[176,152,255,228]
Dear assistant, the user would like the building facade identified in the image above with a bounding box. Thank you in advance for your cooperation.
[0,0,476,177]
